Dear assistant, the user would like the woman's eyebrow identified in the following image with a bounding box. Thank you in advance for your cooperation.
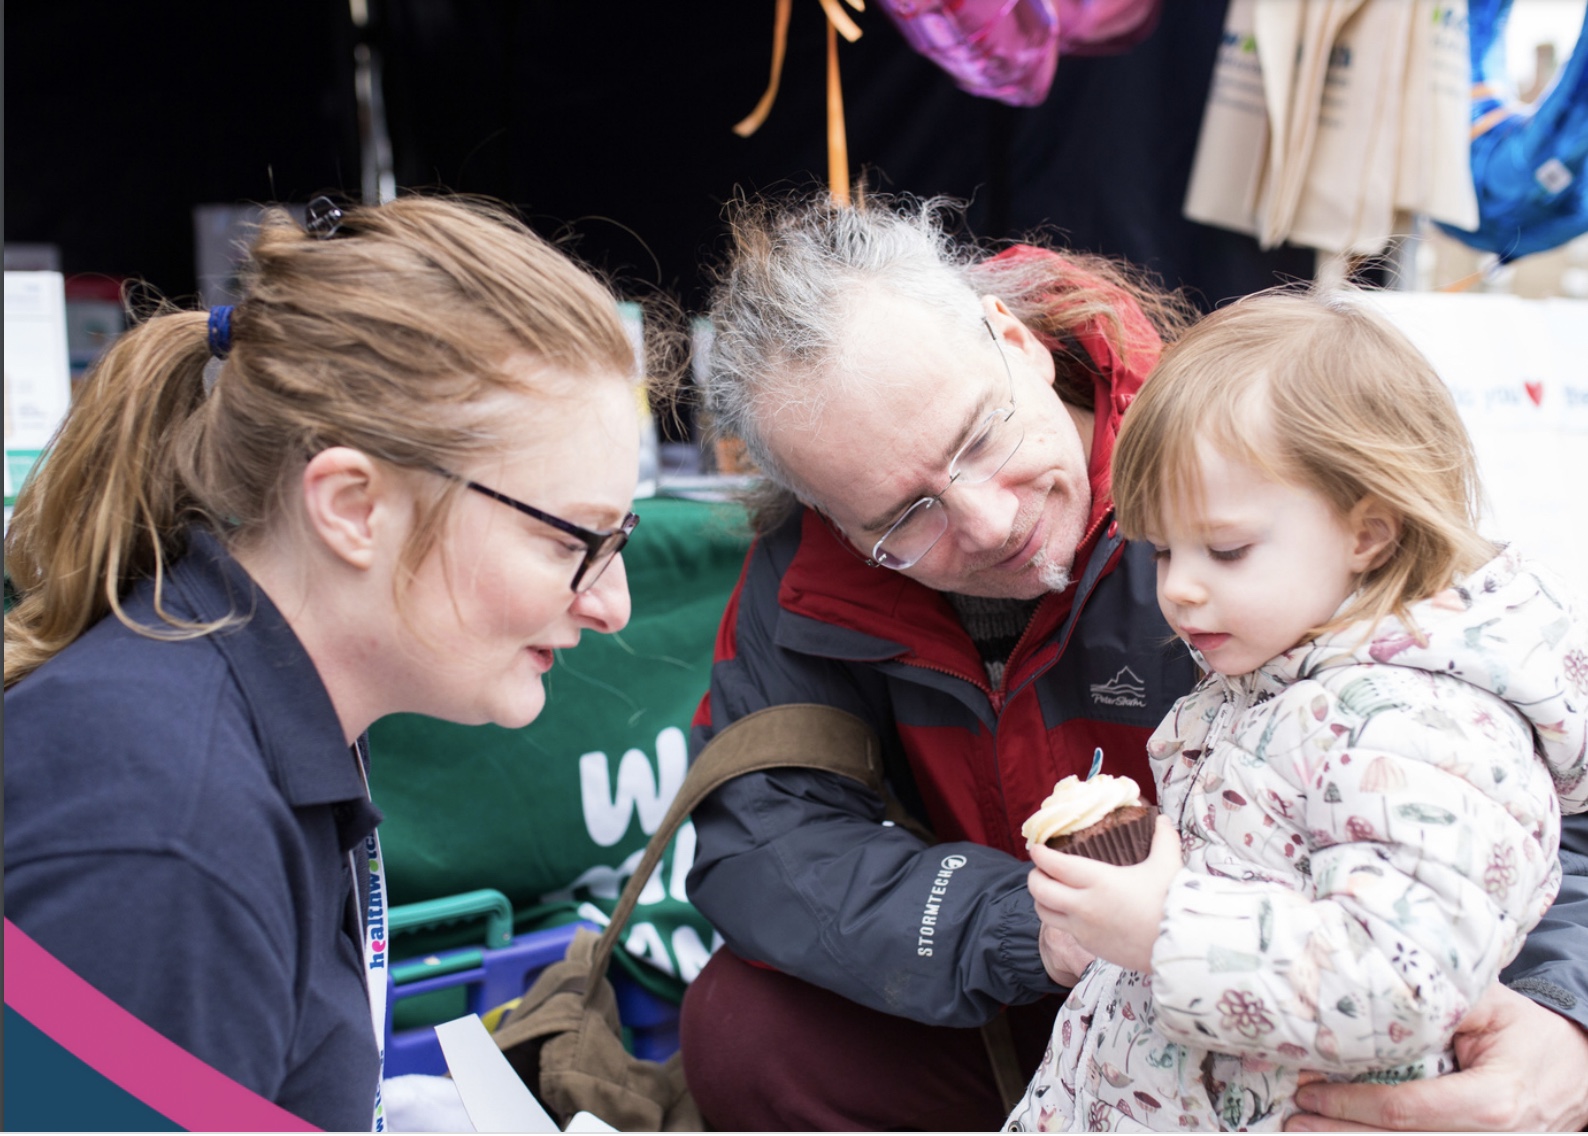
[560,502,629,530]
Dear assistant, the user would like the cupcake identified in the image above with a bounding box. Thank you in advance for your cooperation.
[1021,773,1157,865]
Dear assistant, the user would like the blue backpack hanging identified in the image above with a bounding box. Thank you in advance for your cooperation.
[1438,0,1588,261]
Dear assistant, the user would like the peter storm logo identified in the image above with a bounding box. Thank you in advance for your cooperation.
[1090,666,1146,708]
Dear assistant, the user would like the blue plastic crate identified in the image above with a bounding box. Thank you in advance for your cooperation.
[384,900,681,1077]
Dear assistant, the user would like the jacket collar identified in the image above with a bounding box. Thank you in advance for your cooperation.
[169,529,380,840]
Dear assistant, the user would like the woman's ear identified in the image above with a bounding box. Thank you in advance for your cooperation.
[300,447,400,571]
[1347,497,1401,573]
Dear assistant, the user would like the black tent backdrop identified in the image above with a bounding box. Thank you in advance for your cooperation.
[5,2,1312,332]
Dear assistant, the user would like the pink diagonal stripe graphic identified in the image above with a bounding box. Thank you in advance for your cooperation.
[4,919,318,1131]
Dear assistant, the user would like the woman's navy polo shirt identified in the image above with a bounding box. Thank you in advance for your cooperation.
[5,529,384,1131]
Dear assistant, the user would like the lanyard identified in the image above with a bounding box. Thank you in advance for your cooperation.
[353,749,388,1132]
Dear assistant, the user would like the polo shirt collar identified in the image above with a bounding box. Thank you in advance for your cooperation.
[170,528,380,841]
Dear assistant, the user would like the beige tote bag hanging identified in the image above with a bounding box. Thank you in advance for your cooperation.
[1288,0,1414,254]
[1183,0,1270,239]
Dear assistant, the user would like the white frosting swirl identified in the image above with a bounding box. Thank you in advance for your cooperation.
[1021,773,1144,845]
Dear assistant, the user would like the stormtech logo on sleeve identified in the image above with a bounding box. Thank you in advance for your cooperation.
[917,854,967,957]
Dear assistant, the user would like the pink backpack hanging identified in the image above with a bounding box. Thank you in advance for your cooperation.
[876,0,1162,107]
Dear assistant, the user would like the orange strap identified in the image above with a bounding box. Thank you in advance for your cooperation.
[733,0,793,138]
[826,14,851,203]
[734,0,862,204]
[817,0,864,41]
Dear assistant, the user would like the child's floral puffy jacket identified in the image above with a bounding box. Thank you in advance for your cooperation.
[1149,546,1588,1081]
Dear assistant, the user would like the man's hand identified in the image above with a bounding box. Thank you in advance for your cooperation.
[1026,814,1181,975]
[1287,982,1588,1132]
[1037,924,1095,987]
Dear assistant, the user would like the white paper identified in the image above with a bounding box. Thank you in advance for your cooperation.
[433,1015,560,1133]
[432,1015,619,1134]
[383,1073,476,1133]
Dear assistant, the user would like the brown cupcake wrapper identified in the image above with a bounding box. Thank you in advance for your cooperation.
[1048,805,1158,866]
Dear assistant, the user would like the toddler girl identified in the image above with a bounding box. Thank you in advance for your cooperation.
[1004,291,1588,1131]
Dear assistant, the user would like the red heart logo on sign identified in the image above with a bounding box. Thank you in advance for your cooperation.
[1525,381,1544,406]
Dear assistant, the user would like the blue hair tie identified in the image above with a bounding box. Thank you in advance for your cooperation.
[207,305,234,359]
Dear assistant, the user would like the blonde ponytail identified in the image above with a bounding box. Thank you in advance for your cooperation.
[5,309,220,687]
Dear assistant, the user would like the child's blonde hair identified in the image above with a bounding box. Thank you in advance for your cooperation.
[1113,289,1496,638]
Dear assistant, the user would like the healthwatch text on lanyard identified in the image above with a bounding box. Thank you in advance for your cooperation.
[354,740,388,1132]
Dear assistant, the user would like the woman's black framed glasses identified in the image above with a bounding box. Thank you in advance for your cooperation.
[457,477,639,593]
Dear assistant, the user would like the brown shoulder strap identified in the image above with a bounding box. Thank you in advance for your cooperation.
[981,1010,1028,1115]
[585,703,882,997]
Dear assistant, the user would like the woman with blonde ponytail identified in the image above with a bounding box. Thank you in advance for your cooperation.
[5,195,646,1129]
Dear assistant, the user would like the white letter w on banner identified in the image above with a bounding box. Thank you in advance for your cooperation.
[578,726,688,847]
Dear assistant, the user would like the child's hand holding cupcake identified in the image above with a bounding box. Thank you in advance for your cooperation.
[1022,773,1183,976]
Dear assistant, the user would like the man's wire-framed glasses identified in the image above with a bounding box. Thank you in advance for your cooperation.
[869,318,1024,571]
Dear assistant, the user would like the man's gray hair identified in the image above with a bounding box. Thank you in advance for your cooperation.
[702,194,991,497]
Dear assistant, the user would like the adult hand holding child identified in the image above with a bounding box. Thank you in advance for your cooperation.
[1288,981,1588,1132]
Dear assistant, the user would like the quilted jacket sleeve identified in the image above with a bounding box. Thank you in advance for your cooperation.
[1149,671,1562,1072]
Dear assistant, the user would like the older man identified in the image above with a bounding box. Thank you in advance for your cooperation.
[680,193,1588,1131]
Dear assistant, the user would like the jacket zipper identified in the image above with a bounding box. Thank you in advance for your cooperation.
[907,657,992,693]
[989,520,1121,839]
[997,509,1116,706]
[1000,523,1125,724]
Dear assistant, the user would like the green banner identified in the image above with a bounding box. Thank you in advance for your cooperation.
[369,496,752,1008]
[5,447,44,508]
